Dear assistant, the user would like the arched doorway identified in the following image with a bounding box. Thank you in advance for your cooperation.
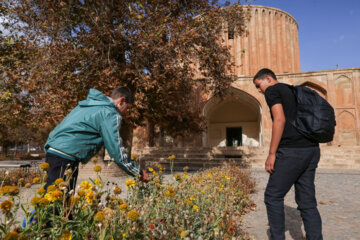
[203,88,262,147]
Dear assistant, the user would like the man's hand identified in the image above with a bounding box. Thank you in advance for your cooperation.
[139,169,149,182]
[265,153,276,174]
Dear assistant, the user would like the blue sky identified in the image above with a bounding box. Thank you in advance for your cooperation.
[232,0,360,71]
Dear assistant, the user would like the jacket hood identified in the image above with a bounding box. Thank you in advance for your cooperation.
[78,89,115,107]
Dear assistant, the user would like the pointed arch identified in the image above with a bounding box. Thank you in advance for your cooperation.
[335,75,353,105]
[203,87,262,147]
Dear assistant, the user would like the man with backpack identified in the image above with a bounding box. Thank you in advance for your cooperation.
[253,68,323,240]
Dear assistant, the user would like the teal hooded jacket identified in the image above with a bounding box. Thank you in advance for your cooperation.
[44,89,139,177]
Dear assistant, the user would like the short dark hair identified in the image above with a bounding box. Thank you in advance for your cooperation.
[253,68,277,82]
[111,87,134,103]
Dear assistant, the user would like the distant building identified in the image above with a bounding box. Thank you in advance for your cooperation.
[133,5,360,148]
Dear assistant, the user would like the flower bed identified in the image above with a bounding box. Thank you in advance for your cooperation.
[0,161,255,239]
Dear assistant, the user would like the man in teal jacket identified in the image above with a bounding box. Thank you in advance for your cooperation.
[44,87,147,190]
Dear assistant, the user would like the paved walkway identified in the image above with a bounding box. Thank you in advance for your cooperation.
[243,168,360,240]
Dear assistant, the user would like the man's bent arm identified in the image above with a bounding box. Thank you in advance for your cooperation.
[100,113,140,177]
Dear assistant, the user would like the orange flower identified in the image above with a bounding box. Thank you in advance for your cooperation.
[30,196,41,206]
[54,178,64,185]
[1,200,13,213]
[36,188,46,197]
[32,177,41,184]
[40,162,50,171]
[38,198,49,208]
[119,203,128,212]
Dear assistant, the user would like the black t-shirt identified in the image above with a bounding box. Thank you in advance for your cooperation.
[265,83,318,148]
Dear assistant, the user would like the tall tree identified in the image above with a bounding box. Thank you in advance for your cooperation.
[3,0,248,145]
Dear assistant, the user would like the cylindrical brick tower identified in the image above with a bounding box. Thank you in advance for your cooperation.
[225,5,300,76]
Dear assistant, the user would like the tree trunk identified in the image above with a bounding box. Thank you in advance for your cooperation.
[148,122,155,147]
[14,142,18,157]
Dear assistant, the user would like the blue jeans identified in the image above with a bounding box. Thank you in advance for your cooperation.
[265,147,322,240]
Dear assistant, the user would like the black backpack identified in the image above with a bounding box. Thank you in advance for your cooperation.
[289,85,336,143]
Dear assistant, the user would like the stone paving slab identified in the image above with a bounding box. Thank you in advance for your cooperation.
[243,168,360,240]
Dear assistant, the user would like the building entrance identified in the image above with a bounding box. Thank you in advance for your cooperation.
[226,127,242,147]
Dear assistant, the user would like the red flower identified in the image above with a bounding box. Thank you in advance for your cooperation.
[149,224,156,230]
[227,226,235,234]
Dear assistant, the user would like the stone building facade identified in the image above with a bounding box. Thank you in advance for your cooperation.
[132,5,360,149]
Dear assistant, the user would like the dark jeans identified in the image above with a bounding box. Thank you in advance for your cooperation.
[44,152,79,192]
[265,147,322,240]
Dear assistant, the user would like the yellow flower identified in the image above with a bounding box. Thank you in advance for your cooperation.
[189,195,195,201]
[183,172,188,178]
[127,209,139,221]
[37,188,46,197]
[122,233,127,237]
[180,230,188,238]
[86,191,95,204]
[32,177,41,184]
[148,167,154,172]
[47,185,57,192]
[113,186,121,195]
[184,199,193,206]
[207,172,213,178]
[25,183,32,188]
[38,198,49,208]
[193,205,199,211]
[93,165,102,173]
[80,181,92,191]
[94,211,105,222]
[46,189,63,202]
[40,162,50,171]
[94,179,101,186]
[54,178,64,185]
[168,154,175,160]
[30,196,41,206]
[60,230,72,240]
[223,175,230,180]
[125,179,135,189]
[1,200,13,213]
[119,203,128,212]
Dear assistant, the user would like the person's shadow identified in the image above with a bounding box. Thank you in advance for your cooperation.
[266,205,305,239]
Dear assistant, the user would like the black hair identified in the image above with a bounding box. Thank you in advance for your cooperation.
[253,68,277,82]
[111,87,134,103]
